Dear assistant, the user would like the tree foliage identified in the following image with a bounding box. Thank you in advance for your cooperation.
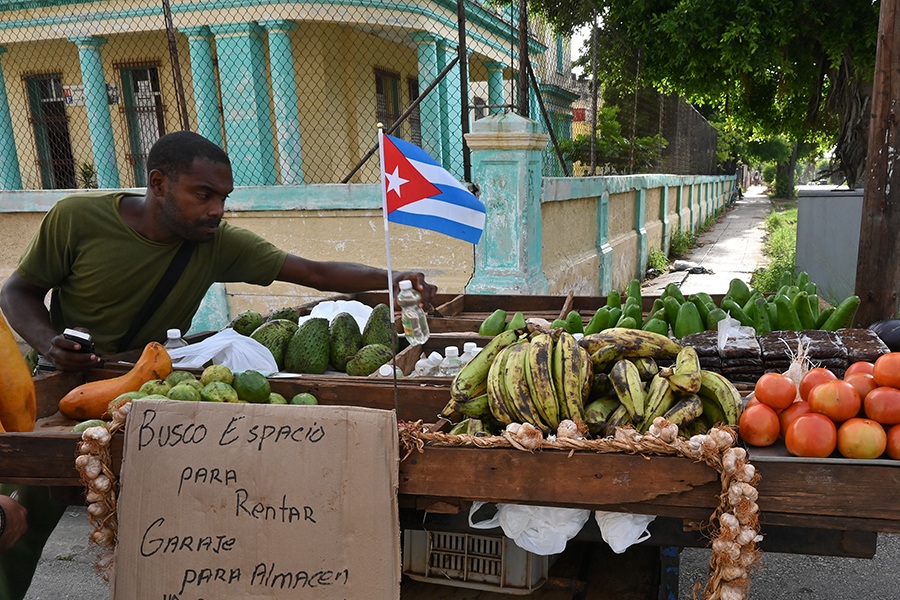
[504,0,881,185]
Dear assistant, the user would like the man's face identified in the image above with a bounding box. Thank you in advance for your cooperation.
[158,157,234,243]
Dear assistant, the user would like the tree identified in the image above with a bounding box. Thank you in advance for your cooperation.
[514,0,880,188]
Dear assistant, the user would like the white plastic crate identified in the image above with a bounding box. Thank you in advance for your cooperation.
[402,529,548,595]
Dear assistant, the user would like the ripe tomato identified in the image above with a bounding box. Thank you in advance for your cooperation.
[808,379,861,423]
[837,418,887,459]
[779,400,811,438]
[754,373,797,410]
[873,352,900,388]
[845,361,875,378]
[799,367,837,401]
[739,403,780,447]
[863,386,900,425]
[886,424,900,460]
[745,395,761,409]
[785,413,837,458]
[844,373,878,404]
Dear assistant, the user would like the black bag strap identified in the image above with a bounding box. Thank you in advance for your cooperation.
[119,241,196,352]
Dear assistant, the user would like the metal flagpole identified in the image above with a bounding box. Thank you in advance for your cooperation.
[377,124,401,400]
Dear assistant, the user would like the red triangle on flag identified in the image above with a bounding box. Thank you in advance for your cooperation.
[383,135,442,212]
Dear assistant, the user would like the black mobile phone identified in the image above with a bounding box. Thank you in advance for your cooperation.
[63,328,94,353]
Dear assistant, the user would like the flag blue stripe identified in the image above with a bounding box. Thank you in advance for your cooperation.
[432,184,486,213]
[387,134,443,168]
[388,210,484,244]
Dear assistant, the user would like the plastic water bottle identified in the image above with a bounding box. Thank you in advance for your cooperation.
[439,346,463,377]
[460,342,479,365]
[397,279,430,344]
[164,328,188,349]
[377,364,403,378]
[412,351,443,377]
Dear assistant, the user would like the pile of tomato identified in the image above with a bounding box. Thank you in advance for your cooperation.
[739,352,900,459]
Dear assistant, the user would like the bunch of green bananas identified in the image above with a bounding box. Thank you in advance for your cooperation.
[584,343,743,438]
[440,326,593,435]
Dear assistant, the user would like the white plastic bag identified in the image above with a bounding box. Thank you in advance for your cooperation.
[717,312,755,351]
[594,510,655,554]
[165,328,278,373]
[468,501,590,555]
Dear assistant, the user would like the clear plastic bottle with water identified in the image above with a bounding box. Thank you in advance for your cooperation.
[412,351,443,377]
[163,328,188,349]
[460,342,479,365]
[397,279,430,344]
[439,346,463,377]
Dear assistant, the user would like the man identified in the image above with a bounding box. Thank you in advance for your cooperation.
[0,131,437,598]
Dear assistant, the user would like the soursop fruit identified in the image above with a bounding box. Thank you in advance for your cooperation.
[361,303,395,350]
[346,344,395,376]
[230,310,263,336]
[329,312,363,372]
[284,317,330,374]
[250,319,298,370]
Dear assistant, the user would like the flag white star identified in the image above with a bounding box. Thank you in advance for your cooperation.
[385,165,408,197]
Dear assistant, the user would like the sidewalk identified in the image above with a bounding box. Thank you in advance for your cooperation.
[642,185,772,297]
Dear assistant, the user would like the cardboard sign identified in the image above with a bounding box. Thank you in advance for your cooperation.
[111,399,400,599]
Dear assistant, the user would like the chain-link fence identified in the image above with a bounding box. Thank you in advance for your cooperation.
[570,21,720,177]
[0,0,719,191]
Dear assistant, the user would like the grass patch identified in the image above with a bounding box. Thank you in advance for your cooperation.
[750,206,797,292]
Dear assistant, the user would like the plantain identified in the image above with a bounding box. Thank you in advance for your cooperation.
[580,328,682,360]
[630,356,659,381]
[660,346,702,394]
[603,402,633,437]
[609,358,647,425]
[438,399,464,423]
[449,419,470,435]
[505,341,548,432]
[662,394,703,426]
[486,345,515,425]
[697,370,742,426]
[450,328,521,403]
[584,395,620,436]
[554,331,587,428]
[525,333,560,429]
[457,393,492,419]
[579,345,593,405]
[466,417,487,436]
[699,393,727,427]
[642,373,677,431]
[590,371,613,399]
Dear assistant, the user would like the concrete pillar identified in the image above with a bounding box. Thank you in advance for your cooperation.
[181,26,223,147]
[464,113,549,293]
[0,48,22,190]
[260,20,304,185]
[411,33,443,162]
[484,61,506,114]
[596,191,614,294]
[70,36,120,188]
[635,189,648,279]
[438,39,463,179]
[209,22,277,186]
[660,186,670,255]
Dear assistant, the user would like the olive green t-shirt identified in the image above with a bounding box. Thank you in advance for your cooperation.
[17,191,287,355]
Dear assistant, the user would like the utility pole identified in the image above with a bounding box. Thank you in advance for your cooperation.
[855,0,900,325]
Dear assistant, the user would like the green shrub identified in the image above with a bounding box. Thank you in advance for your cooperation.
[648,248,669,272]
[669,228,697,259]
[750,207,797,292]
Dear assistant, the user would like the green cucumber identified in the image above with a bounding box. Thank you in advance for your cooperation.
[606,289,621,309]
[674,301,705,339]
[773,294,802,331]
[721,297,753,327]
[706,307,728,331]
[821,295,861,330]
[616,315,638,329]
[753,296,772,335]
[793,291,816,330]
[664,283,686,305]
[726,278,752,307]
[663,296,682,331]
[584,306,612,335]
[642,317,670,336]
[814,306,836,329]
[688,294,711,329]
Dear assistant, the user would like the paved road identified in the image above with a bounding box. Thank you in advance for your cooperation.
[23,507,900,599]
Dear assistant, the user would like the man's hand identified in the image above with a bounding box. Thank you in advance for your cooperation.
[392,272,437,307]
[44,331,101,372]
[0,494,28,553]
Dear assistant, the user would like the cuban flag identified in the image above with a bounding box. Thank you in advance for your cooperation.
[379,132,486,244]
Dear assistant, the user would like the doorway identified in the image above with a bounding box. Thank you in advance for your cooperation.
[120,65,165,186]
[25,74,76,189]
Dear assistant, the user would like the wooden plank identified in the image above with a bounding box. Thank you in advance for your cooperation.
[399,447,721,509]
